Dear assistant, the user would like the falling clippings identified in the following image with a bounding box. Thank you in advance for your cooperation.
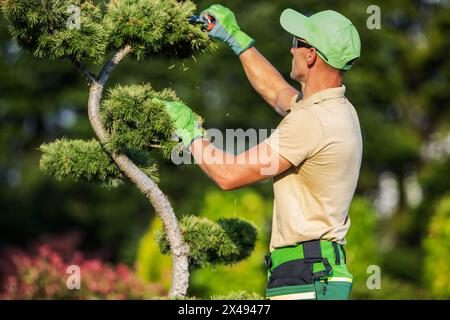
[181,63,189,72]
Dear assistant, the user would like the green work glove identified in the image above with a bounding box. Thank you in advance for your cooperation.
[201,4,255,56]
[165,101,205,148]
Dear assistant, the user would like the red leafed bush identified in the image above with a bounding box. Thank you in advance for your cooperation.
[0,232,164,299]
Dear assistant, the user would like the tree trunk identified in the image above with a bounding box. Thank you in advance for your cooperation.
[78,46,190,298]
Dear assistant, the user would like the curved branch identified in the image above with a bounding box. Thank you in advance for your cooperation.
[70,58,96,85]
[87,46,190,298]
[97,45,132,86]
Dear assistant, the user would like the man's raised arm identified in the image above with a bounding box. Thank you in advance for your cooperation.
[199,4,299,116]
[239,47,299,116]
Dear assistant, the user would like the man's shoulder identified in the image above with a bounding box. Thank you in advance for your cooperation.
[280,105,324,138]
[286,103,320,120]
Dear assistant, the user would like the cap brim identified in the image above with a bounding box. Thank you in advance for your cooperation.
[280,9,312,41]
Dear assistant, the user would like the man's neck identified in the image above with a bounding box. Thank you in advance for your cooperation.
[300,68,343,100]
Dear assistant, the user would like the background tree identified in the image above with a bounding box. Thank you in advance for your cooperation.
[1,0,257,298]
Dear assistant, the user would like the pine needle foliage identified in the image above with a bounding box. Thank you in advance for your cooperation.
[39,138,159,188]
[216,218,258,265]
[101,83,190,159]
[2,0,215,63]
[104,0,215,60]
[2,0,109,63]
[156,215,258,268]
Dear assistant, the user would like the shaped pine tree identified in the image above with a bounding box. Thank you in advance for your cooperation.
[2,0,257,298]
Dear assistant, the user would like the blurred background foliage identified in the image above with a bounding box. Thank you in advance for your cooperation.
[0,0,450,299]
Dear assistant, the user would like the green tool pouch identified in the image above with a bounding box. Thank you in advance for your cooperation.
[265,240,333,300]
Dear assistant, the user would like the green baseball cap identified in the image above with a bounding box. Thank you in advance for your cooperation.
[280,9,361,70]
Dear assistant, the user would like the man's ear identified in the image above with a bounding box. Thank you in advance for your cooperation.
[306,48,317,67]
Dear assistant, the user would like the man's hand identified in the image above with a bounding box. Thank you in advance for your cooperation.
[201,4,255,56]
[164,101,204,148]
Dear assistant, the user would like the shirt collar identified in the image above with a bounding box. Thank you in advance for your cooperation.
[297,85,346,107]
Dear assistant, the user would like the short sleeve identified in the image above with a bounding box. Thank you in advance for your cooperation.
[286,93,302,111]
[265,108,323,166]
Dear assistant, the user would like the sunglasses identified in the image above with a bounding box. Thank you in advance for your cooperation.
[292,37,313,49]
[291,37,329,61]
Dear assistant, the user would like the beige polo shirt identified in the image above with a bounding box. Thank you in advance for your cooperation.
[265,86,362,251]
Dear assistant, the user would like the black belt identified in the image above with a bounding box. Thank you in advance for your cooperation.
[302,240,332,280]
[264,240,346,271]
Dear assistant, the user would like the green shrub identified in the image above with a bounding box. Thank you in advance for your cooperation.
[346,196,380,280]
[104,0,214,60]
[39,138,159,187]
[2,0,215,62]
[345,196,381,299]
[101,83,182,159]
[136,189,271,298]
[156,215,258,268]
[424,194,450,299]
[190,190,272,298]
[2,0,108,63]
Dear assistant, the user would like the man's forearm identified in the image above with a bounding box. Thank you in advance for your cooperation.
[239,47,298,116]
[188,136,292,190]
[188,138,235,190]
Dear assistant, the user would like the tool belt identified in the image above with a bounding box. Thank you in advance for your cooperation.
[264,240,346,299]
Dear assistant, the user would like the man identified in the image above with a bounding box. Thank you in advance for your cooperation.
[165,5,362,300]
